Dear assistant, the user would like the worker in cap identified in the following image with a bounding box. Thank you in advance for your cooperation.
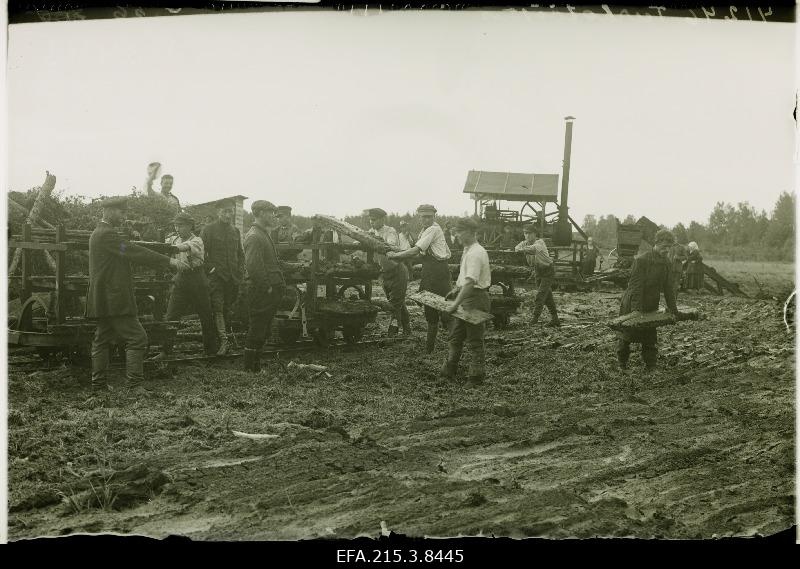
[387,204,452,353]
[616,228,679,372]
[367,207,409,337]
[441,218,491,385]
[515,224,560,327]
[159,174,181,213]
[86,196,190,393]
[684,240,704,291]
[153,212,217,361]
[200,198,245,355]
[273,205,301,245]
[243,200,285,372]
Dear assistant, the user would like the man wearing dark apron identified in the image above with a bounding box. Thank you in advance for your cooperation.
[387,204,451,353]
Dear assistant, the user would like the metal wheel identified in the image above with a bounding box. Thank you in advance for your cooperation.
[312,326,334,347]
[342,324,365,344]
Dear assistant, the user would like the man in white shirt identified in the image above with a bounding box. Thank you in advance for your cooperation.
[442,217,491,385]
[514,224,559,327]
[387,204,452,353]
[368,208,410,336]
[155,212,217,359]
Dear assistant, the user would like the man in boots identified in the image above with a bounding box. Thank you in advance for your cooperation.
[441,218,491,386]
[86,196,188,392]
[367,208,410,337]
[515,225,560,327]
[617,229,680,372]
[387,204,452,353]
[154,212,217,360]
[243,200,285,372]
[200,200,245,355]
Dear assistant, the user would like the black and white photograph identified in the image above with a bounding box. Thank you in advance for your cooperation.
[2,3,796,545]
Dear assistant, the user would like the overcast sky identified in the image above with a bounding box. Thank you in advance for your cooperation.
[7,10,796,227]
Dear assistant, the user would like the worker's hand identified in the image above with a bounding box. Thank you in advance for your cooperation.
[445,302,459,314]
[444,288,459,301]
[386,251,397,259]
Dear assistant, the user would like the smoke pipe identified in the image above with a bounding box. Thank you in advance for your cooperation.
[560,116,575,218]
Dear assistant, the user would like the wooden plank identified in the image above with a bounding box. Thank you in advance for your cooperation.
[409,291,493,325]
[54,225,66,324]
[313,215,402,254]
[608,309,699,331]
[7,241,68,252]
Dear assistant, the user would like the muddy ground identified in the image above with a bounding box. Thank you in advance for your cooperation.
[7,269,795,540]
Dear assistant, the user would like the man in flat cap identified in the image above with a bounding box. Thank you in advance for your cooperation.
[367,208,410,337]
[153,212,217,360]
[243,200,286,372]
[387,204,452,353]
[515,224,560,327]
[86,196,189,392]
[200,199,245,355]
[617,229,680,372]
[442,218,491,386]
[273,206,301,243]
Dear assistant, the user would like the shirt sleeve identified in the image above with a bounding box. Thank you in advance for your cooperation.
[188,236,204,259]
[461,250,482,285]
[415,227,434,252]
[385,227,399,247]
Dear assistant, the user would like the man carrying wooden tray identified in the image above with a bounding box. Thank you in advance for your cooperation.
[440,218,491,386]
[617,228,679,372]
[387,204,452,353]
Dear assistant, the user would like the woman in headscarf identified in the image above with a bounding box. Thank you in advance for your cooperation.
[684,241,704,290]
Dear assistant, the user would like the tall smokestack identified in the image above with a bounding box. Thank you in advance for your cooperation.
[560,116,575,219]
[554,116,575,245]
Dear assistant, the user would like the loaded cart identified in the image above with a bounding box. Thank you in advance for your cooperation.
[7,223,180,364]
[268,215,397,347]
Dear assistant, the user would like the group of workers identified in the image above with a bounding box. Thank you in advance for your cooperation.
[84,192,697,392]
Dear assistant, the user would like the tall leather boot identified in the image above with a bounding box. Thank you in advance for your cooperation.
[616,338,630,370]
[215,312,229,356]
[439,344,462,380]
[401,307,411,336]
[531,305,543,325]
[91,345,110,392]
[642,345,658,372]
[466,340,486,385]
[425,326,438,354]
[125,349,148,390]
[546,310,561,328]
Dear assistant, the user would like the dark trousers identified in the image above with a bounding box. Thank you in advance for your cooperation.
[420,256,451,330]
[91,315,148,384]
[208,273,239,321]
[534,275,558,318]
[382,263,409,329]
[245,284,284,350]
[447,289,490,376]
[616,328,658,368]
[164,270,217,355]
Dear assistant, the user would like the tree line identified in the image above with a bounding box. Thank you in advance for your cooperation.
[581,192,795,262]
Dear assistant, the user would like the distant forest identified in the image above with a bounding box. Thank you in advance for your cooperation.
[581,192,795,262]
[8,189,795,264]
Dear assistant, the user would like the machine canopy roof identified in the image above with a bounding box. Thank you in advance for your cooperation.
[463,171,559,202]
